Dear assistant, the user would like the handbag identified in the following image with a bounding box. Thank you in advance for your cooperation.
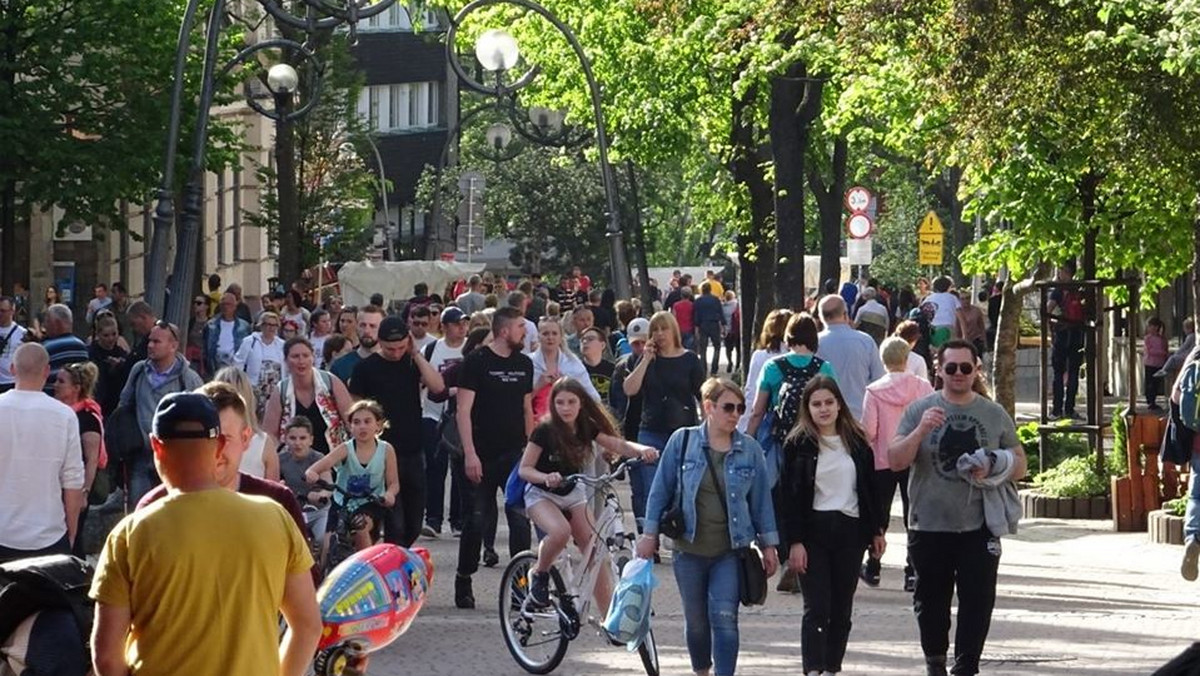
[658,429,690,539]
[704,448,768,606]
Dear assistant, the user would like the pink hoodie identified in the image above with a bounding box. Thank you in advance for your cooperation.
[861,371,935,470]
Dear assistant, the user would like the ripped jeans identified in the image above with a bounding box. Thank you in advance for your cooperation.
[673,550,741,676]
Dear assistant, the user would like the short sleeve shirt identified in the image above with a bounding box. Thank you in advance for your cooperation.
[756,353,838,408]
[459,347,534,454]
[894,392,1019,532]
[530,422,597,478]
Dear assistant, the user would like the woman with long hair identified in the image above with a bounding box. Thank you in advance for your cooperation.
[622,310,704,535]
[53,361,106,556]
[308,309,334,367]
[637,378,778,676]
[32,285,62,339]
[210,366,281,481]
[739,309,792,432]
[518,377,658,609]
[779,376,886,676]
[531,316,599,417]
[335,305,359,348]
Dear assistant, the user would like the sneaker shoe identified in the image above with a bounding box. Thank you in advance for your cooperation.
[1182,537,1200,582]
[925,656,948,676]
[455,574,475,609]
[860,558,881,588]
[482,547,500,568]
[1064,409,1080,420]
[421,524,439,539]
[529,571,551,607]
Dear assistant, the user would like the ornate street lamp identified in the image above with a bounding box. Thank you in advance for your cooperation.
[146,0,396,331]
[442,1,633,301]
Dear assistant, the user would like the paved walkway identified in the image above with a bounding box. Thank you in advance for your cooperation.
[365,497,1194,676]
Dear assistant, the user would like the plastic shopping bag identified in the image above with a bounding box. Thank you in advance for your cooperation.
[602,557,657,651]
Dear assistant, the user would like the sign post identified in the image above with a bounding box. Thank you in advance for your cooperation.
[917,211,945,267]
[456,171,486,263]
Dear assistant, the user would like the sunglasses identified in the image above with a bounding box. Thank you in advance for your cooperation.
[943,362,975,376]
[154,320,178,340]
[718,402,747,415]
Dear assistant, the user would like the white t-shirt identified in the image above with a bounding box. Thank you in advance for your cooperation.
[421,339,464,420]
[813,434,859,518]
[0,390,84,549]
[906,351,929,382]
[239,431,269,478]
[0,323,28,386]
[926,291,961,328]
[282,309,309,336]
[413,334,436,353]
[310,334,329,368]
[216,319,237,362]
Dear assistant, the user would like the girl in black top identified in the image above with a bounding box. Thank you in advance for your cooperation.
[518,377,658,610]
[779,375,886,676]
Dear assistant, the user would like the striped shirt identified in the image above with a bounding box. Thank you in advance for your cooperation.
[43,333,89,394]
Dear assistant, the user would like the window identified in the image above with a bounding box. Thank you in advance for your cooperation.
[363,83,441,132]
[368,88,380,130]
[428,81,440,125]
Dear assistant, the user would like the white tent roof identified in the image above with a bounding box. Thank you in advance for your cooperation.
[336,260,486,306]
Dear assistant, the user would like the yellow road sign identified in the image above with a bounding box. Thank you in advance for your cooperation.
[917,211,944,265]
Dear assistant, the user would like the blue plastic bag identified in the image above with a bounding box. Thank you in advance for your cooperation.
[504,465,528,515]
[603,557,657,651]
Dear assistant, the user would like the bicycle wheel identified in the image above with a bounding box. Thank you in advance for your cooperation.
[637,627,660,676]
[499,551,570,674]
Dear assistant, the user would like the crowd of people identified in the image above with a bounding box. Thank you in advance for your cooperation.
[0,265,1036,676]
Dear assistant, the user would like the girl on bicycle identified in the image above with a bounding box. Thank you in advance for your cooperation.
[518,377,659,610]
[305,399,399,551]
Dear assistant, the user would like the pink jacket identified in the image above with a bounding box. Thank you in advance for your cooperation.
[861,372,935,470]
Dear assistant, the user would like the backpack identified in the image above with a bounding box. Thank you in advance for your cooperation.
[1179,357,1200,430]
[1061,290,1085,324]
[770,354,826,443]
[0,555,94,651]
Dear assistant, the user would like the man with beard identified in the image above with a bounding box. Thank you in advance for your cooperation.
[453,307,533,609]
[329,304,384,383]
[888,339,1026,676]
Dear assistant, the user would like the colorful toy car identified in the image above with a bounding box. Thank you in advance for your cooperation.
[313,544,434,676]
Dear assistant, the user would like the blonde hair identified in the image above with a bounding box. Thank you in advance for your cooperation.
[211,366,260,432]
[701,377,744,405]
[61,361,99,400]
[880,336,911,371]
[648,310,683,350]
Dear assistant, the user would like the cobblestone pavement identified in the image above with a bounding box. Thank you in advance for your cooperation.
[361,490,1196,676]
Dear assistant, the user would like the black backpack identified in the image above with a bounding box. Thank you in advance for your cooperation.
[0,555,94,649]
[770,355,825,443]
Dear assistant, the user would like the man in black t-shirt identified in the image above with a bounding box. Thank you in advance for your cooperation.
[454,307,534,609]
[349,316,445,548]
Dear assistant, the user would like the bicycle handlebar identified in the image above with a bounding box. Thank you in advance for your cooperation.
[313,479,387,506]
[563,457,644,488]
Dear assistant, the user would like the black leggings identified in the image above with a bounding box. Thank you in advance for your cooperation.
[867,468,910,570]
[908,528,1002,676]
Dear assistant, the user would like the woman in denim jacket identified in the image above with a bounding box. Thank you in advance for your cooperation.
[636,377,780,676]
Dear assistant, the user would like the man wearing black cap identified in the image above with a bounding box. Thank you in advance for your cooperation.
[90,393,321,676]
[349,315,445,547]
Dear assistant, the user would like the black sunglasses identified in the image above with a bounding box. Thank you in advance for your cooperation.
[154,320,178,340]
[719,402,747,415]
[943,362,975,376]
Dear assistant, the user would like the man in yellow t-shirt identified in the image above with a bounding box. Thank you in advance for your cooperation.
[704,270,725,299]
[90,393,321,676]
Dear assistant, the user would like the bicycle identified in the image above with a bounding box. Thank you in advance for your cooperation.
[498,458,659,676]
[312,479,388,578]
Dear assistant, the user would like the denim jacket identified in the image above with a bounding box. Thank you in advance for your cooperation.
[643,423,780,549]
[203,315,251,375]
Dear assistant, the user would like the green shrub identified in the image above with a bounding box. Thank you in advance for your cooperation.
[1164,498,1188,518]
[1032,454,1110,498]
[1019,421,1091,475]
[1109,405,1129,477]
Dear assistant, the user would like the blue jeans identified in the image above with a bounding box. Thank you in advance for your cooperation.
[1187,454,1200,540]
[126,451,160,510]
[634,430,672,532]
[423,418,449,530]
[673,550,741,676]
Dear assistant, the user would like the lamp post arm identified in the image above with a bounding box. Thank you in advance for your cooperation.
[363,135,393,260]
[145,0,206,317]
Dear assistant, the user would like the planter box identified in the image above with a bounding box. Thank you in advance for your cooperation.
[1148,509,1185,545]
[1020,489,1111,520]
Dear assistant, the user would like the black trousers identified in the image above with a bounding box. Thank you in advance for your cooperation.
[908,528,1002,676]
[1145,365,1165,406]
[456,449,530,577]
[868,468,911,572]
[386,452,427,548]
[1051,328,1084,414]
[798,511,867,674]
[696,323,723,374]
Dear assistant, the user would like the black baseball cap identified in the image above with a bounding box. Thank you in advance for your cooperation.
[440,306,467,324]
[379,316,410,342]
[152,392,221,440]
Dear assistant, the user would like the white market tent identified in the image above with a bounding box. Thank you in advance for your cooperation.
[651,255,851,296]
[336,260,486,306]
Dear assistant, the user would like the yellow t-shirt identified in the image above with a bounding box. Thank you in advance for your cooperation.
[707,280,725,298]
[90,489,314,676]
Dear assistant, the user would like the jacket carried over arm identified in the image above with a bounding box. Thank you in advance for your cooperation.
[777,432,885,548]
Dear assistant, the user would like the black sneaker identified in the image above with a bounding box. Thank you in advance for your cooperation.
[925,656,948,676]
[529,571,551,607]
[482,547,500,568]
[860,559,881,588]
[455,574,475,609]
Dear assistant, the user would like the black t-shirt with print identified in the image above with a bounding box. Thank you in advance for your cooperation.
[349,353,423,456]
[585,359,615,405]
[530,421,597,479]
[459,346,534,456]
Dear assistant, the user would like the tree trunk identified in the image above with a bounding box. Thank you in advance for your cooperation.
[729,74,775,349]
[738,231,757,370]
[931,167,965,284]
[1193,199,1200,331]
[993,263,1051,416]
[770,64,806,310]
[809,136,848,291]
[0,180,14,294]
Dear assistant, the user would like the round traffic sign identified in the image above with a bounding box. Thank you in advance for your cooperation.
[845,186,872,214]
[845,213,874,239]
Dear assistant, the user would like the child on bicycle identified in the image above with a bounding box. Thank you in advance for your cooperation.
[278,416,332,539]
[305,399,399,551]
[518,377,659,611]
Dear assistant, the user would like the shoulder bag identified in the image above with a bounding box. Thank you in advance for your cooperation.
[657,428,690,539]
[704,448,768,606]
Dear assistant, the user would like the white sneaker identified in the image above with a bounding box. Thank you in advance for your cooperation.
[1182,537,1200,581]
